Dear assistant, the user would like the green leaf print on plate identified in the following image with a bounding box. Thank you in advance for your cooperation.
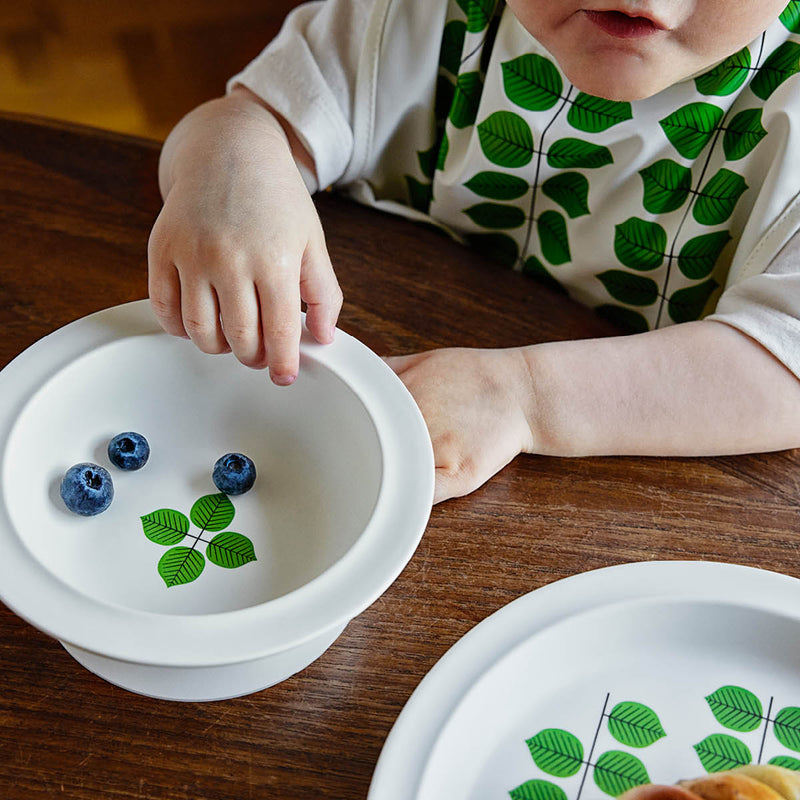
[607,701,667,748]
[510,779,569,800]
[206,532,257,569]
[705,686,763,732]
[439,19,467,76]
[191,493,235,532]
[594,750,650,796]
[770,756,800,770]
[678,231,732,279]
[694,48,751,96]
[547,138,613,169]
[567,94,632,132]
[158,546,206,588]
[465,170,530,200]
[450,71,484,129]
[478,111,535,167]
[614,218,667,271]
[526,728,584,777]
[502,54,563,111]
[693,169,748,226]
[774,707,800,752]
[659,102,724,159]
[541,172,590,218]
[465,202,527,229]
[723,109,767,161]
[668,278,719,324]
[141,508,190,545]
[597,270,659,306]
[751,41,800,100]
[781,1,800,32]
[693,732,751,772]
[537,210,571,265]
[456,0,496,33]
[639,160,693,214]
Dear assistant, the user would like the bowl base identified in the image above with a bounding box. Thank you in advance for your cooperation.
[61,624,347,702]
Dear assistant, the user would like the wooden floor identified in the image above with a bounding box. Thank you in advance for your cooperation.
[0,0,304,140]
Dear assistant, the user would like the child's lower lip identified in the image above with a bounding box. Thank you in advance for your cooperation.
[583,10,663,39]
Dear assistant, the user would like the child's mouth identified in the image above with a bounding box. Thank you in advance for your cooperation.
[583,9,664,39]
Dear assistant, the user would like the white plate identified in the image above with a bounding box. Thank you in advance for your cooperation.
[368,562,800,799]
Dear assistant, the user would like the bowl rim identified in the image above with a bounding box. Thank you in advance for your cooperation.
[0,300,434,667]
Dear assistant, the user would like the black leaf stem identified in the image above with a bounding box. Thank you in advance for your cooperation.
[577,691,611,800]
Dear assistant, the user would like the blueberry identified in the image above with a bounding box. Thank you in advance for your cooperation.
[60,463,114,516]
[107,432,150,471]
[213,453,256,495]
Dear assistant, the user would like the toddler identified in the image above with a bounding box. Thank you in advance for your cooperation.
[148,0,800,502]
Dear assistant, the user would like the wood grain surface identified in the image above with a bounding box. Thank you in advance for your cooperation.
[1,113,799,800]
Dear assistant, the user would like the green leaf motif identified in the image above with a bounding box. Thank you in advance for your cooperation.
[594,750,650,797]
[693,169,748,226]
[639,159,693,214]
[751,42,800,100]
[547,138,613,169]
[614,217,667,271]
[207,532,257,569]
[478,111,535,168]
[693,733,751,772]
[607,701,667,748]
[695,48,751,96]
[526,728,584,777]
[542,172,590,218]
[464,232,519,267]
[668,278,719,323]
[705,686,763,732]
[567,94,632,132]
[678,231,731,279]
[597,270,659,306]
[190,493,235,532]
[723,108,767,161]
[780,1,800,32]
[524,256,567,294]
[769,756,800,771]
[405,175,432,213]
[509,779,568,800]
[659,102,724,158]
[774,707,800,752]
[465,171,529,200]
[595,304,650,334]
[450,71,483,129]
[538,210,571,265]
[417,144,438,180]
[158,547,205,588]
[456,0,496,33]
[439,19,467,75]
[465,202,526,229]
[502,53,562,111]
[141,509,190,545]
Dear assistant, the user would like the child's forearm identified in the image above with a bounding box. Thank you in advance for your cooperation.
[522,319,800,457]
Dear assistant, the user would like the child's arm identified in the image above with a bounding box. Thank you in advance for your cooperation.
[388,319,800,503]
[148,86,342,384]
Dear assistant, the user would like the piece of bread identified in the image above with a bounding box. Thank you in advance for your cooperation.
[620,766,800,800]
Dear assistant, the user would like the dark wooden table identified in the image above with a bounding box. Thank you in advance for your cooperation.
[1,113,799,800]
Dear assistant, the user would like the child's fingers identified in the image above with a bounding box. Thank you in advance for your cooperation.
[181,282,230,355]
[216,283,267,369]
[256,272,302,385]
[300,238,342,345]
[148,249,189,338]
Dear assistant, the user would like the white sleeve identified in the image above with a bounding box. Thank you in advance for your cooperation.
[226,0,375,192]
[706,222,800,379]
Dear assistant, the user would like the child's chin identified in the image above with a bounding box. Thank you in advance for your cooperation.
[565,64,676,103]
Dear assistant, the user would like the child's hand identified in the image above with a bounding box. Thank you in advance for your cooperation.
[148,89,342,384]
[386,348,535,503]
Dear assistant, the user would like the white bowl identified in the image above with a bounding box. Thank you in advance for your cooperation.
[0,301,433,701]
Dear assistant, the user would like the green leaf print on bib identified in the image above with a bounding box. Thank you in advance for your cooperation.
[781,1,800,32]
[751,41,800,99]
[614,218,667,270]
[465,170,530,200]
[678,231,732,279]
[478,110,535,167]
[659,102,724,158]
[546,138,613,169]
[464,201,526,229]
[639,160,692,214]
[723,109,768,160]
[693,169,748,226]
[450,71,484,128]
[456,0,496,33]
[541,172,590,218]
[694,48,751,96]
[502,54,563,111]
[537,210,571,264]
[668,278,719,323]
[440,19,467,76]
[566,94,632,132]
